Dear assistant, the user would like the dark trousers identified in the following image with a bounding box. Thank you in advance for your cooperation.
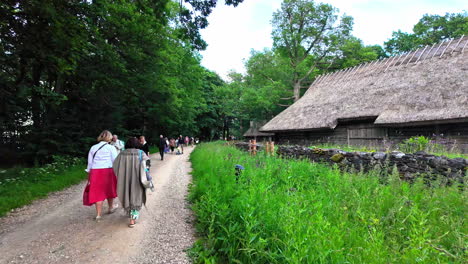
[159,147,164,160]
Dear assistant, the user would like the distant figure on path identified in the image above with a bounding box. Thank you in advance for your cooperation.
[178,135,184,154]
[139,135,151,168]
[164,137,170,153]
[113,137,149,228]
[139,135,149,156]
[158,135,167,160]
[169,137,176,153]
[83,130,118,222]
[110,134,125,154]
[185,136,189,147]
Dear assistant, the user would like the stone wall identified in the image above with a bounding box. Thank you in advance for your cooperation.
[234,143,466,184]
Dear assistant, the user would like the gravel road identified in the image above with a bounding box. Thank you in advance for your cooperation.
[0,146,197,264]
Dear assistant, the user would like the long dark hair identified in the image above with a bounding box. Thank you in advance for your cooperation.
[125,137,142,149]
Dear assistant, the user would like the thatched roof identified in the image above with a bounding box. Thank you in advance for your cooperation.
[261,36,468,132]
[243,121,274,137]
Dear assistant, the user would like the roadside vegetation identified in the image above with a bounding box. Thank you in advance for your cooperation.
[189,142,466,263]
[0,157,85,217]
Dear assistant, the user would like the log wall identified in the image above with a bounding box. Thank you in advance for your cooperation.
[273,122,468,153]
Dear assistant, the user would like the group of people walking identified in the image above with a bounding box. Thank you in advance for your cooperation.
[157,135,197,161]
[84,131,164,228]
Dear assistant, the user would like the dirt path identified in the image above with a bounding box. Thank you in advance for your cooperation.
[0,147,197,264]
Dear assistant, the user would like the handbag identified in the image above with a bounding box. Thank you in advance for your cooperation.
[138,150,153,188]
[83,184,91,205]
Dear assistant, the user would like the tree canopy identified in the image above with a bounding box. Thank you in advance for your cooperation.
[385,12,468,54]
[272,0,353,102]
[0,0,239,165]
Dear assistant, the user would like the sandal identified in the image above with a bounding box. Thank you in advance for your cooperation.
[128,223,135,228]
[107,204,118,214]
[94,216,102,222]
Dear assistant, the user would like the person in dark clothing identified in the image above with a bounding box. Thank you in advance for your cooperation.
[139,136,150,155]
[158,135,167,160]
[177,135,184,154]
[139,135,150,167]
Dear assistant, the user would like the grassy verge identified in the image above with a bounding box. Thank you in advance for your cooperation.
[149,146,158,154]
[189,142,466,263]
[0,157,86,217]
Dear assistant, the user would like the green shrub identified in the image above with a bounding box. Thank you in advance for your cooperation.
[398,136,430,153]
[189,142,466,263]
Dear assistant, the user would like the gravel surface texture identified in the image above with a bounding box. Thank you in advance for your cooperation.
[0,146,196,264]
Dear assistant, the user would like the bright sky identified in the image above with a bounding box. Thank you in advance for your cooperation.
[199,0,466,80]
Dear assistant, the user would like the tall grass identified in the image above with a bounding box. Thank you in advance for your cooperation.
[189,142,466,263]
[0,156,86,217]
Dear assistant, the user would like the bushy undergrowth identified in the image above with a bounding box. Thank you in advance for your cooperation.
[189,143,466,263]
[0,156,85,217]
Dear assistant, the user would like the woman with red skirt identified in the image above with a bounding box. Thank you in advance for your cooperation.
[83,130,118,222]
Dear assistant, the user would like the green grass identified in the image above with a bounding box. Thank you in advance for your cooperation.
[431,152,468,159]
[149,146,158,154]
[310,143,378,153]
[189,142,467,263]
[0,157,86,217]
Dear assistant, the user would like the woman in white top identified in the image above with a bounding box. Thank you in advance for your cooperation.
[83,130,118,222]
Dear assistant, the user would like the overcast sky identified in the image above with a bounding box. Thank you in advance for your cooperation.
[199,0,466,79]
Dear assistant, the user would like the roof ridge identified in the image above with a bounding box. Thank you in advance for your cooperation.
[309,35,468,88]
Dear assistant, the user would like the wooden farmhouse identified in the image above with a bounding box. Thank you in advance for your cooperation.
[260,36,468,153]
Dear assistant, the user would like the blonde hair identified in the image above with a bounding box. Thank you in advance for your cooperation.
[97,130,113,142]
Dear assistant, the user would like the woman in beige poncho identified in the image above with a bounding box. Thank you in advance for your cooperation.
[113,137,149,227]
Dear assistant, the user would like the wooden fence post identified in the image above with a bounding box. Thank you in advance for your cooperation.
[252,139,257,156]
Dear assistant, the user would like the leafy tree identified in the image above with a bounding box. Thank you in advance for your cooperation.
[0,0,243,165]
[385,12,468,55]
[271,0,353,102]
[333,37,387,69]
[195,70,225,140]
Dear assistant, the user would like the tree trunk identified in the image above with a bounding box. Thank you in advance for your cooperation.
[31,62,43,128]
[293,80,301,102]
[226,119,230,140]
